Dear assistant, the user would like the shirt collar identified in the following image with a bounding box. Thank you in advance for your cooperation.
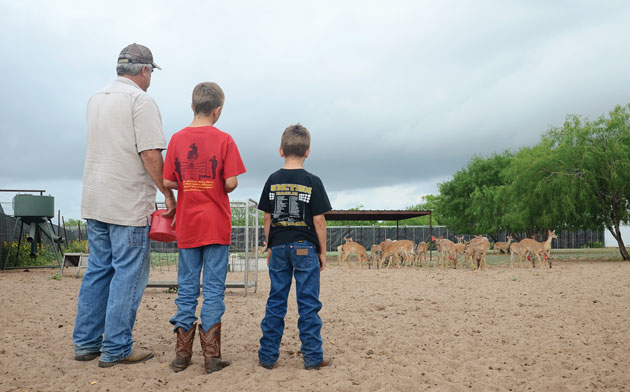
[115,76,142,90]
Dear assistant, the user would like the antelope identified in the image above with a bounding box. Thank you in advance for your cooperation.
[519,230,557,268]
[379,240,415,268]
[494,235,513,254]
[415,242,428,267]
[340,241,370,269]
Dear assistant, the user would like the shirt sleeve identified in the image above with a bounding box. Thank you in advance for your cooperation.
[162,137,177,182]
[258,177,273,213]
[310,175,332,216]
[133,94,166,153]
[223,137,246,178]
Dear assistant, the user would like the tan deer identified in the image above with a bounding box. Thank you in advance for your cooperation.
[431,236,457,268]
[379,240,415,268]
[336,244,344,265]
[494,235,513,254]
[414,242,428,267]
[465,236,490,270]
[453,236,467,268]
[257,241,268,257]
[370,244,383,268]
[430,236,443,267]
[519,230,557,268]
[340,241,369,269]
[509,241,526,268]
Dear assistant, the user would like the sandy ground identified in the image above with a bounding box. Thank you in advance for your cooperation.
[1,259,630,392]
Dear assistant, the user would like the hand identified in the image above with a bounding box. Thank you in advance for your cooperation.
[319,253,326,271]
[162,194,176,218]
[170,215,177,229]
[267,248,272,267]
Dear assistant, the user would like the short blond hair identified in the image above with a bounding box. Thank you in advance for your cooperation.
[281,123,311,158]
[192,82,224,115]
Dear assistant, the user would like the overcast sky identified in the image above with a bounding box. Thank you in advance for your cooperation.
[1,1,630,241]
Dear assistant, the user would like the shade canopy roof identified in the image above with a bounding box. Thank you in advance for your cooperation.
[323,210,431,221]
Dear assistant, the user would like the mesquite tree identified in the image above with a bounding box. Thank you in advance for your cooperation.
[437,152,513,241]
[547,106,630,259]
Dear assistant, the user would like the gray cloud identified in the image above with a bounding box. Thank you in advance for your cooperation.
[2,1,630,217]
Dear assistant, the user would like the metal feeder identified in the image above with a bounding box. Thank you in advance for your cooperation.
[2,194,64,271]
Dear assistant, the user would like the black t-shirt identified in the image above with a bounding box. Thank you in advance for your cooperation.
[258,168,332,252]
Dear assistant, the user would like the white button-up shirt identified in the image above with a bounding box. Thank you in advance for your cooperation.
[81,77,166,226]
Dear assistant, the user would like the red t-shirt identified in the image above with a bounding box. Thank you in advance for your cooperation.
[163,126,246,248]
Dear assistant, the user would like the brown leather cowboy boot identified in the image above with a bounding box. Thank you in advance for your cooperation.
[171,324,196,372]
[198,323,231,374]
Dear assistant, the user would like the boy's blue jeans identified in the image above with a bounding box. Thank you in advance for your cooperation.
[258,241,323,368]
[170,244,229,333]
[73,219,151,363]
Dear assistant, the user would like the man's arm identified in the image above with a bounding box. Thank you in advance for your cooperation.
[225,176,238,193]
[264,212,272,265]
[312,214,327,271]
[140,149,175,217]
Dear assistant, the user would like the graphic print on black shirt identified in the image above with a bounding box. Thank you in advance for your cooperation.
[269,183,313,227]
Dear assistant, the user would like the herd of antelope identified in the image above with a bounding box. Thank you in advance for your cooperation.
[331,230,558,270]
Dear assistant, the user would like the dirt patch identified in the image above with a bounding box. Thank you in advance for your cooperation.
[1,260,629,391]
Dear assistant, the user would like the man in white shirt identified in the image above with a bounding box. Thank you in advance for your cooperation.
[73,43,175,368]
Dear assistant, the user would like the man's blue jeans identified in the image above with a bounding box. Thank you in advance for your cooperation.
[73,219,151,363]
[170,244,229,333]
[258,241,323,367]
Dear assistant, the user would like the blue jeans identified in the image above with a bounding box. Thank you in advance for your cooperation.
[258,241,323,367]
[170,244,229,333]
[73,219,151,363]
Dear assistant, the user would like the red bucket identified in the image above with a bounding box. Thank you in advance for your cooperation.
[149,209,176,242]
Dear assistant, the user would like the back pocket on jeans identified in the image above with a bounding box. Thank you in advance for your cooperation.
[128,227,146,247]
[293,246,316,271]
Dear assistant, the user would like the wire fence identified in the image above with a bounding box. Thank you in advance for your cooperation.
[1,208,606,270]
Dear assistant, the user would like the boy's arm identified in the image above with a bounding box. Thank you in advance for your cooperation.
[312,214,327,271]
[225,176,238,193]
[264,212,272,265]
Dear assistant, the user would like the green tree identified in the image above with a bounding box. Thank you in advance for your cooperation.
[502,104,630,259]
[64,218,85,227]
[546,107,630,259]
[437,152,513,241]
[404,194,441,226]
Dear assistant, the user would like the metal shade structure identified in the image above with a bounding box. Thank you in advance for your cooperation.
[324,210,431,221]
[324,209,433,241]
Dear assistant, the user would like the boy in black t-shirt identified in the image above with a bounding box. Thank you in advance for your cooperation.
[257,124,333,370]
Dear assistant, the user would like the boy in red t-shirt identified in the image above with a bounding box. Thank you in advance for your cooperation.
[163,82,246,374]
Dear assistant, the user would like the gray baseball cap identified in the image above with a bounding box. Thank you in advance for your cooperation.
[117,43,162,70]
